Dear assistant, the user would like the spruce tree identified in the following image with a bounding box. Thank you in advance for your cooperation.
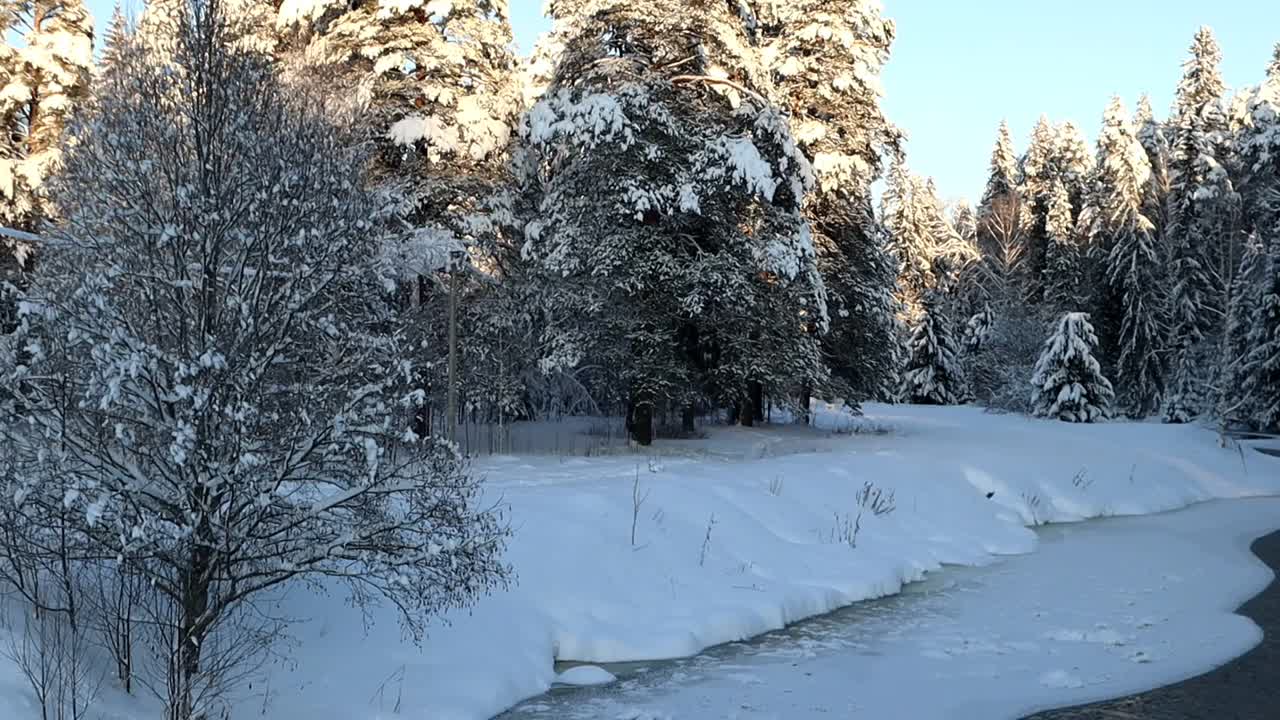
[980,121,1021,213]
[1238,45,1280,263]
[1086,96,1167,417]
[901,286,966,405]
[883,166,974,323]
[1164,27,1238,423]
[1043,180,1080,312]
[950,200,987,316]
[963,302,995,352]
[1239,234,1280,430]
[1020,117,1094,303]
[1220,236,1266,425]
[1031,313,1115,423]
[1134,94,1172,244]
[751,0,901,407]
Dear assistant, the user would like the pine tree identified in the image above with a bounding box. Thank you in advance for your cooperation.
[136,0,185,60]
[951,200,986,316]
[1030,312,1115,422]
[883,166,974,322]
[277,0,522,433]
[1134,94,1172,248]
[963,302,995,352]
[1164,27,1238,423]
[0,0,94,334]
[979,120,1020,223]
[522,0,828,441]
[277,0,519,224]
[1043,180,1080,312]
[1238,45,1280,262]
[901,288,966,405]
[0,0,94,232]
[1220,235,1266,424]
[1239,234,1280,430]
[1083,96,1167,417]
[751,0,901,407]
[1020,117,1094,303]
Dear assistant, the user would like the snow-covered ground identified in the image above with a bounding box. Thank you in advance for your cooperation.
[507,496,1280,719]
[2,404,1277,719]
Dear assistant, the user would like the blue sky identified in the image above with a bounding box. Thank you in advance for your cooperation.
[87,1,1278,202]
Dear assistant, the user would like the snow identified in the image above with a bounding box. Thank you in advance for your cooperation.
[3,404,1279,719]
[509,495,1280,719]
[554,665,617,687]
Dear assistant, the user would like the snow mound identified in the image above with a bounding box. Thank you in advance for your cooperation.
[553,665,617,687]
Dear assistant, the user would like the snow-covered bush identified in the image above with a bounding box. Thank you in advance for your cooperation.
[1030,313,1115,422]
[0,5,509,717]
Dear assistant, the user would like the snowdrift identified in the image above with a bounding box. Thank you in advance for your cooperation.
[4,404,1277,720]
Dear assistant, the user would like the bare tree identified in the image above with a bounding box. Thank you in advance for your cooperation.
[0,2,510,717]
[977,192,1030,303]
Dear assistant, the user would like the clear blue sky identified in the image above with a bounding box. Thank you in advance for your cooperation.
[89,1,1278,203]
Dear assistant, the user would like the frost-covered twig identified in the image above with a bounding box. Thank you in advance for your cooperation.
[856,481,896,516]
[699,514,717,567]
[631,467,650,548]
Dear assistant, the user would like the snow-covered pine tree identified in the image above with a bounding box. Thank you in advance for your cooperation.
[979,120,1021,224]
[1238,233,1280,430]
[1164,27,1238,423]
[0,0,93,334]
[1237,45,1280,262]
[135,0,186,60]
[522,0,828,441]
[0,0,94,233]
[0,6,509,715]
[276,0,518,230]
[1219,235,1266,425]
[1043,180,1081,312]
[951,199,987,317]
[964,302,995,352]
[1019,114,1057,279]
[1134,94,1172,248]
[276,0,523,433]
[1030,312,1115,422]
[901,286,966,405]
[1090,97,1167,418]
[750,0,901,407]
[1019,117,1094,303]
[883,165,974,323]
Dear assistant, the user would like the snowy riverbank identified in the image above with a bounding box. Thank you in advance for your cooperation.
[10,404,1279,720]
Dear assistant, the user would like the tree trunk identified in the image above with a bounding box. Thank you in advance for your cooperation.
[629,390,654,446]
[739,395,754,427]
[681,404,696,435]
[798,383,812,426]
[176,542,212,719]
[749,381,764,423]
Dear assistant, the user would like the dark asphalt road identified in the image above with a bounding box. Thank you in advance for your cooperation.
[1022,526,1280,720]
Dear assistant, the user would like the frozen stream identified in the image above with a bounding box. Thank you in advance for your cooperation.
[501,497,1280,720]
